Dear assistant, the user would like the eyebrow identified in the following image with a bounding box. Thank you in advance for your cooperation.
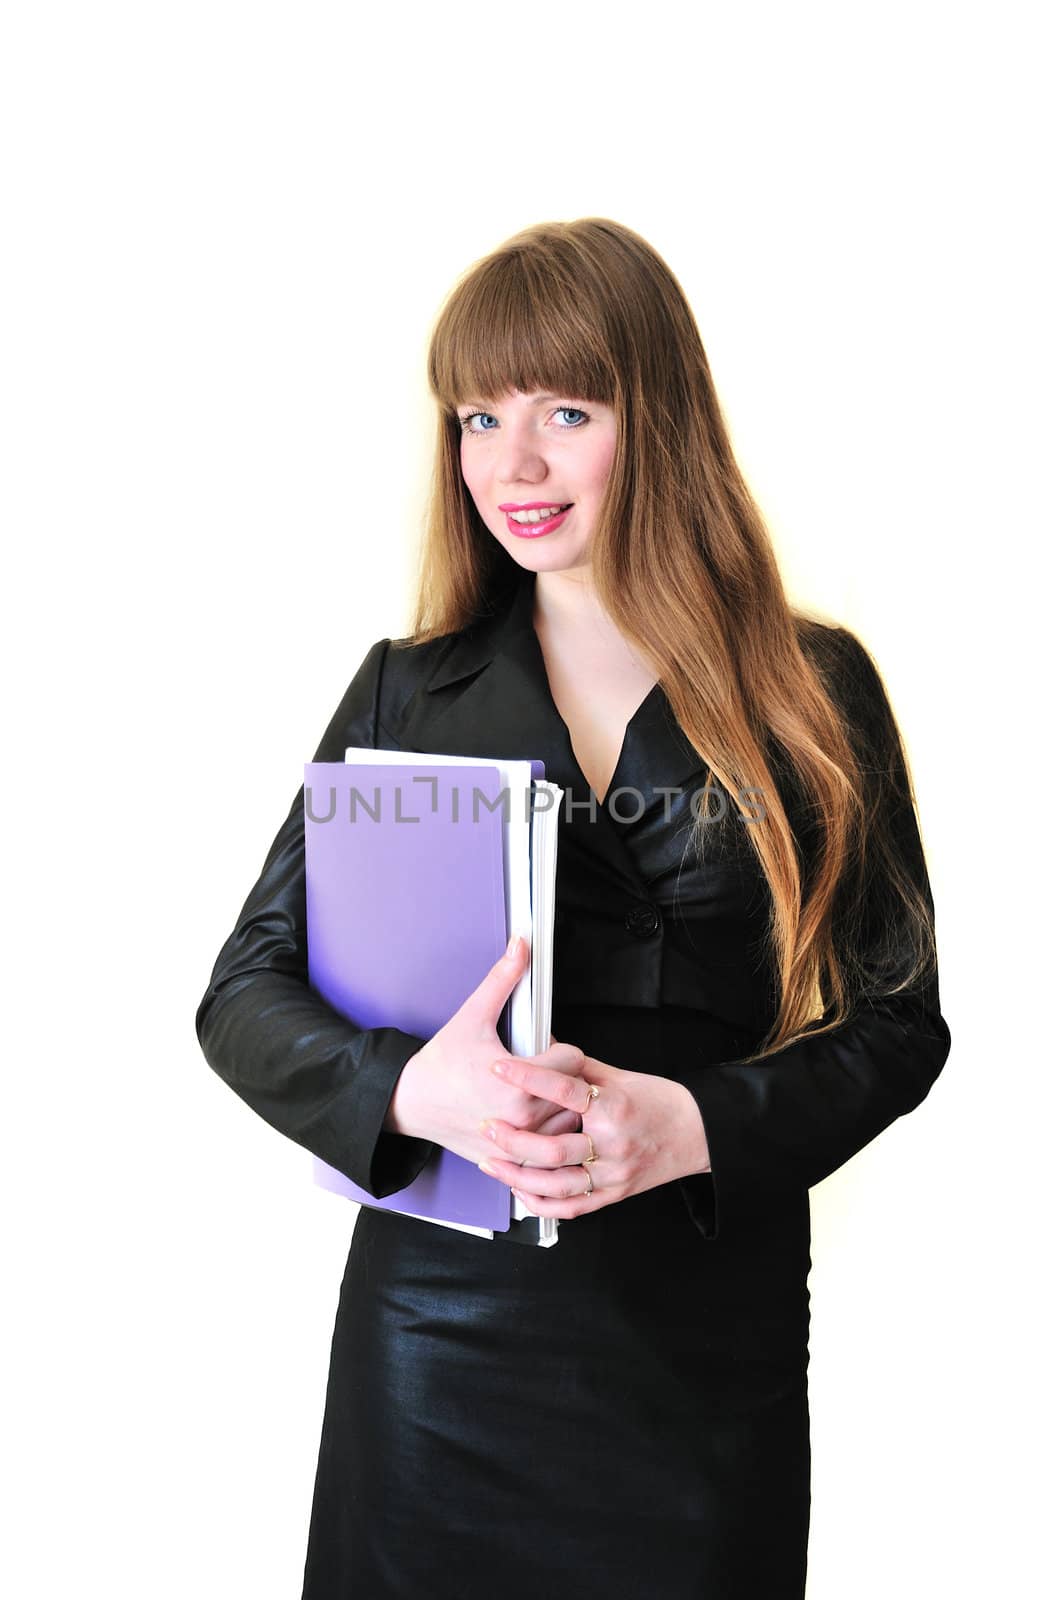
[458,392,578,408]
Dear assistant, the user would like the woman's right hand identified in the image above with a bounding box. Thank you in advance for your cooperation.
[385,937,586,1166]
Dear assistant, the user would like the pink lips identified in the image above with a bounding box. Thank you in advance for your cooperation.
[502,504,573,538]
[498,501,570,512]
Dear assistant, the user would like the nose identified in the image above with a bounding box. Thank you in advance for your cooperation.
[495,425,549,486]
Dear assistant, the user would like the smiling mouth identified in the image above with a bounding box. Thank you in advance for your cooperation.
[503,504,574,537]
[503,503,574,525]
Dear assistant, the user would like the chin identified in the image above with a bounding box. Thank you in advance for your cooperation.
[494,537,591,574]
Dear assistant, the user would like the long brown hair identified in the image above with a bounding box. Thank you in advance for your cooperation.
[400,217,936,1059]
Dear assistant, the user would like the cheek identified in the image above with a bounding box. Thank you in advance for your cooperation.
[587,438,617,495]
[459,443,489,501]
[459,446,504,542]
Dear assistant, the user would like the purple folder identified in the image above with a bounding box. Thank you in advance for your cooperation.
[304,761,528,1231]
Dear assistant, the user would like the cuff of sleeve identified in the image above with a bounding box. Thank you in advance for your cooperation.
[677,1169,719,1241]
[368,1128,437,1199]
[339,1026,437,1200]
[669,1078,720,1241]
[668,1065,766,1244]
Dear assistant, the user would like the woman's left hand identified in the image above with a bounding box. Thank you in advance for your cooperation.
[476,1049,711,1219]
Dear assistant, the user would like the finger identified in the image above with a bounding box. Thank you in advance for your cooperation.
[484,1043,583,1101]
[510,1186,602,1220]
[527,1107,583,1138]
[480,1120,594,1170]
[465,936,527,1026]
[490,1056,594,1114]
[479,1156,597,1202]
[522,1041,585,1076]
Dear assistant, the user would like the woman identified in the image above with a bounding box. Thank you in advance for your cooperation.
[195,217,951,1598]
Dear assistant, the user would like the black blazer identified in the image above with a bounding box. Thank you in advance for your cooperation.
[195,566,950,1243]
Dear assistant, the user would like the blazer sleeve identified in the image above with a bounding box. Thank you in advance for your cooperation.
[193,638,437,1199]
[670,628,951,1242]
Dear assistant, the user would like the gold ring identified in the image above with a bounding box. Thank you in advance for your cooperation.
[582,1084,600,1114]
[581,1165,594,1196]
[583,1133,597,1163]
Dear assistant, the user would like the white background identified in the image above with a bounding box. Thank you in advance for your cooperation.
[3,3,1058,1596]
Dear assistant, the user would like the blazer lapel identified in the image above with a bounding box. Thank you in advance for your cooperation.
[411,567,711,904]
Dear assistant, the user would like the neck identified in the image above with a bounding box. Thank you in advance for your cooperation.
[531,568,611,634]
[531,568,657,679]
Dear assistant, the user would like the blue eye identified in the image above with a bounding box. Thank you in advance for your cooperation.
[457,405,591,436]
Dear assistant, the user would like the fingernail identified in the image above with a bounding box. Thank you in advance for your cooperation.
[491,1062,506,1076]
[506,934,521,959]
[478,1120,497,1140]
[478,1161,500,1176]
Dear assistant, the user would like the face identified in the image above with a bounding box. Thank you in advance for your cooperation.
[456,388,617,578]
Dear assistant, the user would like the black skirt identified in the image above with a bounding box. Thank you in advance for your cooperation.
[301,1005,813,1599]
